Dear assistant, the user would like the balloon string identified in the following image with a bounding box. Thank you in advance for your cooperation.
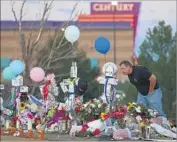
[104,78,110,104]
[104,55,106,63]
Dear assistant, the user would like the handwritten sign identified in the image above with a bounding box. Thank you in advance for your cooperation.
[12,75,23,86]
[91,2,141,15]
[20,86,28,92]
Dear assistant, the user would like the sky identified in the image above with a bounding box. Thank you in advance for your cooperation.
[1,0,176,56]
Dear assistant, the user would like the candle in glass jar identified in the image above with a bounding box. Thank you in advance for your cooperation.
[61,120,66,131]
[28,119,32,130]
[5,120,10,129]
[16,120,20,129]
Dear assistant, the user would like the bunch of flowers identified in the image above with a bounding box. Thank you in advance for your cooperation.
[75,127,101,137]
[75,99,108,122]
[112,105,127,128]
[127,102,158,119]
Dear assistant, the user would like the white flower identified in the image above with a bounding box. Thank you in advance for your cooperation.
[30,103,38,112]
[83,104,88,108]
[94,99,101,103]
[135,106,141,113]
[132,102,136,105]
[91,104,96,108]
[98,104,102,108]
[116,94,120,99]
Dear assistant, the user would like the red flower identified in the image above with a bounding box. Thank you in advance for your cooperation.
[82,124,89,129]
[75,107,80,113]
[11,116,18,127]
[79,127,87,133]
[93,129,101,136]
[103,113,110,120]
[34,117,41,125]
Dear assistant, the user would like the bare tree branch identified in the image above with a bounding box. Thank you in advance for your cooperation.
[11,0,18,22]
[55,73,70,78]
[51,55,83,64]
[32,0,54,47]
[44,3,79,69]
[19,0,26,31]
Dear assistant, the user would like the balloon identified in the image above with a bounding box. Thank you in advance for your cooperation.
[2,67,16,81]
[10,60,25,75]
[94,37,110,54]
[1,57,11,69]
[30,67,45,82]
[64,25,80,44]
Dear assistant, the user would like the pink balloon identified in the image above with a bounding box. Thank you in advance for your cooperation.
[30,67,45,82]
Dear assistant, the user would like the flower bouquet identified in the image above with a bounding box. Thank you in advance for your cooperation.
[75,99,108,123]
[75,127,101,137]
[127,102,158,119]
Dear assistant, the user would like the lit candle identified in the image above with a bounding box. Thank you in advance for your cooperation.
[27,119,32,130]
[5,120,10,130]
[16,120,20,129]
[61,120,66,131]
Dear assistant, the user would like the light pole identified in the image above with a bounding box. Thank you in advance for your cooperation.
[111,1,118,65]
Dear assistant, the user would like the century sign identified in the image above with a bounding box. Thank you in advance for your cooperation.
[91,2,141,15]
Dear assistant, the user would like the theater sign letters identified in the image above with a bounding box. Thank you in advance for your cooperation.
[91,2,140,14]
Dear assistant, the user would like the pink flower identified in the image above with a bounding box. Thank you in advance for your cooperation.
[72,132,75,136]
[27,113,33,119]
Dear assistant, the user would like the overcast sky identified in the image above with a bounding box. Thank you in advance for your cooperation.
[1,0,176,56]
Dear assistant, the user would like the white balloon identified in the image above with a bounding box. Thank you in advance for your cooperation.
[64,25,80,44]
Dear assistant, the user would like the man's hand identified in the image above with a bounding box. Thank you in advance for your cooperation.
[148,74,157,94]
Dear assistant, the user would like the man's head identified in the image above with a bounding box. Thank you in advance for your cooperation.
[119,60,133,75]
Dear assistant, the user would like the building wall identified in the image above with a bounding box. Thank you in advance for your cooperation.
[1,30,55,59]
[1,29,133,80]
[78,29,133,80]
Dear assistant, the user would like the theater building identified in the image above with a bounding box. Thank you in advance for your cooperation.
[1,2,141,80]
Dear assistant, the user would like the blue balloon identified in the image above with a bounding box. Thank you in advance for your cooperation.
[10,60,25,75]
[2,67,16,81]
[1,57,11,69]
[94,37,110,54]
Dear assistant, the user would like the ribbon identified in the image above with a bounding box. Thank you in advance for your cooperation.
[4,87,18,107]
[42,80,51,100]
[104,78,115,104]
[29,95,42,106]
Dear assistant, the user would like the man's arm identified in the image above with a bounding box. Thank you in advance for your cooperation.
[148,74,157,94]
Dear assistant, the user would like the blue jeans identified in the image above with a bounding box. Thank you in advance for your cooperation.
[137,88,166,118]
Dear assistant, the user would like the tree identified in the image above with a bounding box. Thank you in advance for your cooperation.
[10,0,101,101]
[116,81,137,105]
[41,34,100,102]
[116,21,176,119]
[138,21,176,118]
[10,0,82,92]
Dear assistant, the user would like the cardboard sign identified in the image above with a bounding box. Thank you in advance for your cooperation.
[12,75,23,86]
[20,86,28,92]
